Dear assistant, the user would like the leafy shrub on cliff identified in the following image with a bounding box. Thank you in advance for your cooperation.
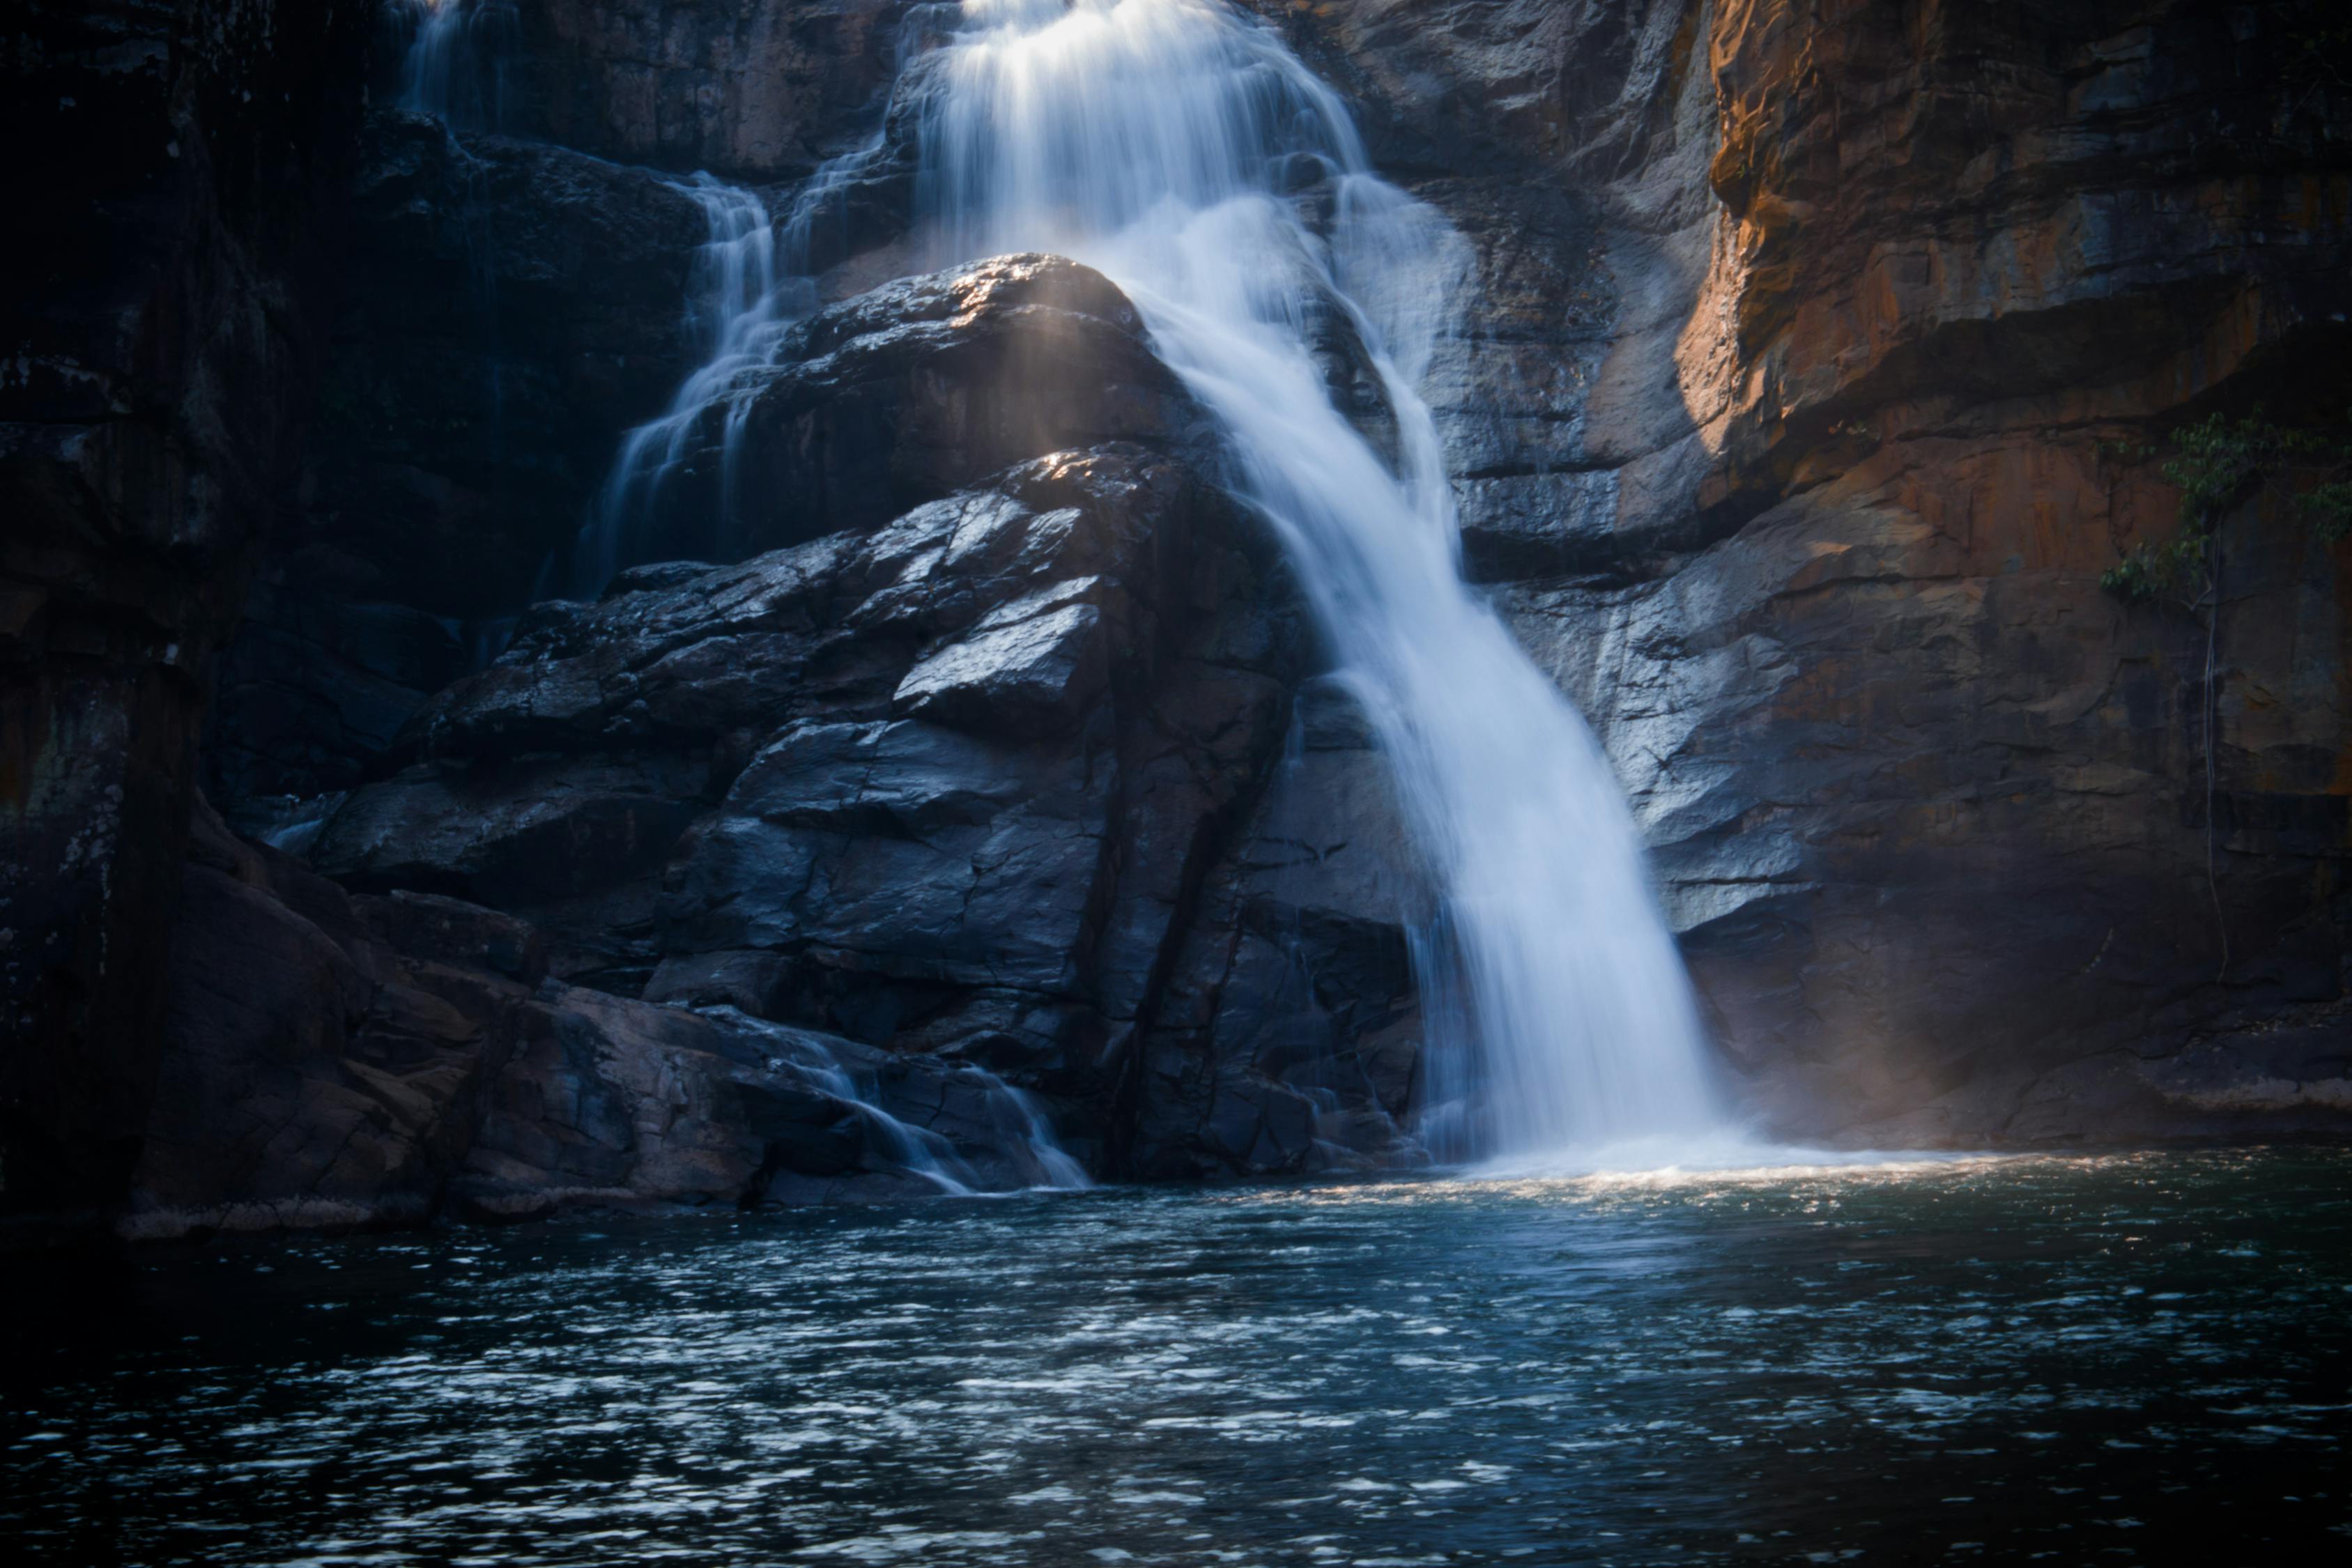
[2101,410,2352,603]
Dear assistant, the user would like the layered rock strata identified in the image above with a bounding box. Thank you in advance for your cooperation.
[6,0,2350,1245]
[1248,0,2352,1144]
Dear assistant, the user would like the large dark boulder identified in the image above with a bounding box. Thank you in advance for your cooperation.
[614,253,1213,564]
[128,795,1085,1237]
[305,426,1310,1145]
[294,252,1432,1181]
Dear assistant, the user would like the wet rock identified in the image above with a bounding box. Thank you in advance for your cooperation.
[130,799,1087,1237]
[316,755,712,905]
[298,254,1309,1170]
[1252,0,2352,1146]
[460,994,1091,1213]
[635,254,1213,560]
[892,586,1112,739]
[1130,678,1433,1178]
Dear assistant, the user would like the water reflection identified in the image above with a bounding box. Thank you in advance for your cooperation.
[4,1151,2348,1564]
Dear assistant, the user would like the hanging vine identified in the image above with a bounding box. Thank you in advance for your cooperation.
[2099,409,2352,982]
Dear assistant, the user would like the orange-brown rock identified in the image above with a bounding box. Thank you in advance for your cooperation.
[1259,0,2352,1142]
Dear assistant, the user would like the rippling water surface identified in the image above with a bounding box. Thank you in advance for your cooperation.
[7,1151,2349,1565]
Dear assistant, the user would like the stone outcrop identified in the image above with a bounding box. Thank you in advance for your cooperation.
[130,795,1079,1238]
[298,252,1427,1180]
[606,253,1209,564]
[8,0,2350,1245]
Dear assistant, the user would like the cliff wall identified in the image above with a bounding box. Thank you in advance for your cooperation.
[1,0,374,1229]
[4,0,2347,1239]
[1245,0,2352,1143]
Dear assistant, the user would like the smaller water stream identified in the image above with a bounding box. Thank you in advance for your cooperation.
[394,0,519,130]
[823,1038,1093,1196]
[574,176,787,590]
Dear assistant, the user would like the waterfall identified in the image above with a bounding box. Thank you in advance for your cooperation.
[912,0,1726,1164]
[574,176,785,592]
[575,125,909,592]
[394,0,518,130]
[771,1026,1093,1193]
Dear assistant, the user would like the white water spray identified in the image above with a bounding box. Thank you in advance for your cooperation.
[576,176,786,590]
[915,0,1727,1163]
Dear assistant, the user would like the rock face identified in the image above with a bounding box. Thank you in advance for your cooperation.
[509,0,912,180]
[6,0,2349,1243]
[1251,0,2352,1143]
[385,0,915,179]
[302,252,1421,1178]
[207,108,712,818]
[1,0,373,1229]
[132,796,1082,1238]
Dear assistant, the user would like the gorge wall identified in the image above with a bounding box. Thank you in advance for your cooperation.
[5,0,2347,1240]
[1250,0,2352,1141]
[3,0,374,1227]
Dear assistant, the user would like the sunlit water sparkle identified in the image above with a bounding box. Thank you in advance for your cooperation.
[6,1150,2347,1565]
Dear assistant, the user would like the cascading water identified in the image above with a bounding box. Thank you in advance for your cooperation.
[912,0,1727,1164]
[574,176,785,592]
[395,0,518,130]
[777,1031,1093,1193]
[574,137,892,592]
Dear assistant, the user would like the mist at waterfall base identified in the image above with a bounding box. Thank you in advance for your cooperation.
[580,0,1732,1172]
[8,1151,2349,1565]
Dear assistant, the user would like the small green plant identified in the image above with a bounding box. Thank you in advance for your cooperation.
[2099,520,2212,603]
[2287,12,2352,95]
[2302,475,2352,543]
[2101,409,2352,602]
[2096,406,2352,984]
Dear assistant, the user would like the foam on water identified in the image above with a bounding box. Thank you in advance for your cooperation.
[1466,1134,1992,1185]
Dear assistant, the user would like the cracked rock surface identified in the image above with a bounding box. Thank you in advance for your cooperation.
[8,0,2351,1243]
